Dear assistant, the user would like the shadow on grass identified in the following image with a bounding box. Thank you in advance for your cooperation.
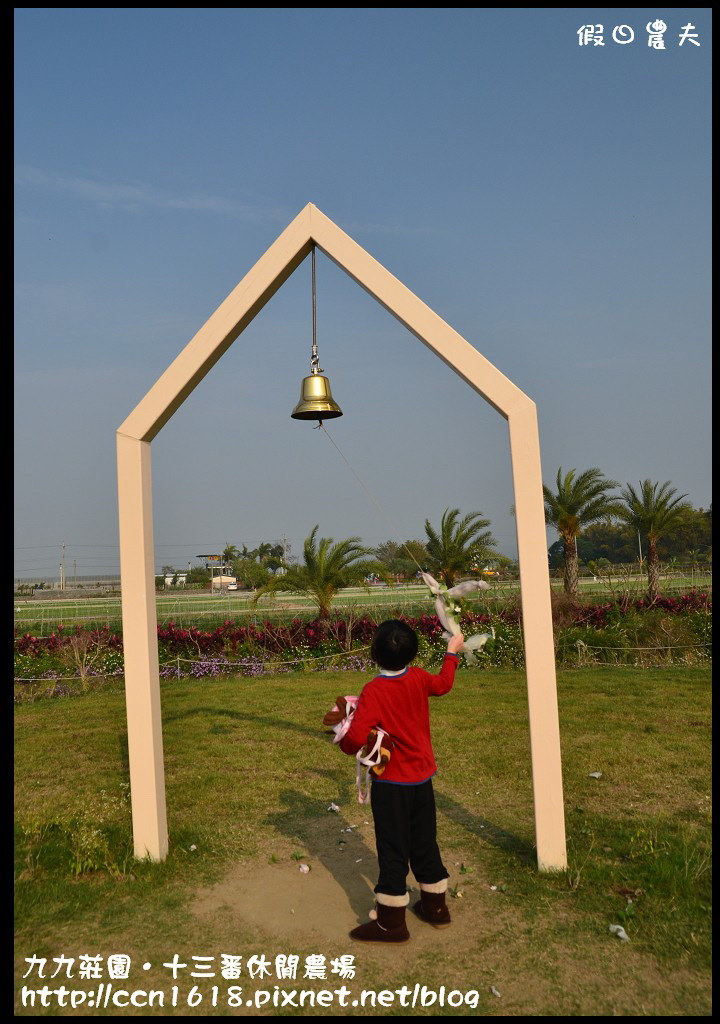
[161,706,319,738]
[118,731,129,776]
[436,790,535,865]
[155,708,535,875]
[265,788,377,922]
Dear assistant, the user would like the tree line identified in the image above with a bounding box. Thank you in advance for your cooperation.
[543,470,710,602]
[548,508,711,569]
[164,471,709,610]
[248,509,497,617]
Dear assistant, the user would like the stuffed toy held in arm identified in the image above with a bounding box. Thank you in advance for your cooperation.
[322,695,394,802]
[359,727,394,778]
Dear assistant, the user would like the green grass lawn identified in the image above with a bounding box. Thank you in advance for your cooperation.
[14,586,437,632]
[15,667,711,1016]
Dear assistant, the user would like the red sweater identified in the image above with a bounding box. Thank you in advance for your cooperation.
[339,653,459,784]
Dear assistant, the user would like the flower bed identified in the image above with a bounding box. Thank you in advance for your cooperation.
[13,593,711,702]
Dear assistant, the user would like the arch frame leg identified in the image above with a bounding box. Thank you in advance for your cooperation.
[117,431,168,861]
[509,403,567,873]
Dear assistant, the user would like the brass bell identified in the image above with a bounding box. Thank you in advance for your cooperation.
[291,244,343,423]
[291,372,343,421]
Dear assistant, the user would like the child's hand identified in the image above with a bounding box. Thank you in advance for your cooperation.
[447,633,465,655]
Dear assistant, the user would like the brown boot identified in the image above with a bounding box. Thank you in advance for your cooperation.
[350,900,410,943]
[412,889,451,929]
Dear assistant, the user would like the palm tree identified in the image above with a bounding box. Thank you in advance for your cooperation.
[222,543,240,566]
[256,542,274,563]
[618,480,690,602]
[423,508,496,588]
[264,543,286,572]
[543,468,622,598]
[252,526,380,618]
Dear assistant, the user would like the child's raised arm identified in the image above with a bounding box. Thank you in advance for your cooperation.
[427,633,464,696]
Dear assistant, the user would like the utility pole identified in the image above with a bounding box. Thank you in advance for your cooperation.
[73,559,77,588]
[60,542,66,591]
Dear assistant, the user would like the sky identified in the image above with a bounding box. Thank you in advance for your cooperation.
[14,8,711,579]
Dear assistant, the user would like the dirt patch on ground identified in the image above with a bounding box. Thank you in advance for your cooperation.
[191,817,711,1016]
[191,816,480,953]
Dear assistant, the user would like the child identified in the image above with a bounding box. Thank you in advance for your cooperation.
[329,619,464,943]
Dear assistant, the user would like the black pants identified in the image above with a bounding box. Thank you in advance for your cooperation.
[370,778,449,896]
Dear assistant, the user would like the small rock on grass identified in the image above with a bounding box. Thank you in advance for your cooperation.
[608,924,629,941]
[299,864,310,874]
[490,986,501,998]
[328,802,340,813]
[588,771,602,779]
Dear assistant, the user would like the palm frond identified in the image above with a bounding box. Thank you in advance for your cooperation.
[618,480,690,539]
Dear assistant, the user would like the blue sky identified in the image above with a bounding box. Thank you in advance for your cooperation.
[14,8,711,578]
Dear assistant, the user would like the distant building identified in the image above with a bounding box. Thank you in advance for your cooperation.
[163,572,188,587]
[210,574,237,589]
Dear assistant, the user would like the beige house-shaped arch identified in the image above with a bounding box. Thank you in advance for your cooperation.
[117,203,567,872]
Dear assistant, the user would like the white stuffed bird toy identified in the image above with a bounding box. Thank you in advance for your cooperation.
[421,572,495,665]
